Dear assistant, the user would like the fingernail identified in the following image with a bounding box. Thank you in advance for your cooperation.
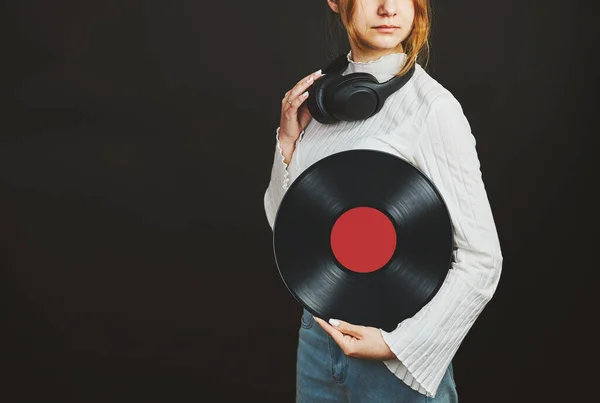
[329,319,340,327]
[314,69,322,76]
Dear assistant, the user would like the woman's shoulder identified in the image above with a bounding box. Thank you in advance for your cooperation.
[402,63,463,118]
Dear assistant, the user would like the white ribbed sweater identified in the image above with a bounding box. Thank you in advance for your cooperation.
[263,51,503,398]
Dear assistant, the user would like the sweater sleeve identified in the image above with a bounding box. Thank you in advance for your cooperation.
[379,93,504,397]
[263,126,302,231]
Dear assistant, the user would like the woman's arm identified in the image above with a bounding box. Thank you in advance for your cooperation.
[380,93,504,398]
[263,127,302,230]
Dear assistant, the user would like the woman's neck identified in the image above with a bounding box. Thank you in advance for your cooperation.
[349,43,405,63]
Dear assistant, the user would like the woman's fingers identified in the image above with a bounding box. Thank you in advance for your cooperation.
[289,91,309,110]
[284,69,324,109]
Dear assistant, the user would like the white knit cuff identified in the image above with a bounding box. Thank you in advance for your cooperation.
[275,127,291,190]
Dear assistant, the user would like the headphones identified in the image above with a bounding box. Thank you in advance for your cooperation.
[306,53,416,124]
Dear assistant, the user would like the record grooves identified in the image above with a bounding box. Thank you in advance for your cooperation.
[273,149,453,332]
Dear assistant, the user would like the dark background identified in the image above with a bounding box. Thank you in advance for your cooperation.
[3,1,597,402]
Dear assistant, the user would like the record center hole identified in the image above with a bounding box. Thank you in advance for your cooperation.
[330,206,396,273]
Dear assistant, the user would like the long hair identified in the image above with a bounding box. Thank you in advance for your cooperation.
[326,0,431,77]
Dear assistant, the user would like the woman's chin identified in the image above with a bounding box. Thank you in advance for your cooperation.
[367,41,403,52]
[364,36,402,49]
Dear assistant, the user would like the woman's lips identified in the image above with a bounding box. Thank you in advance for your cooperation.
[374,26,398,33]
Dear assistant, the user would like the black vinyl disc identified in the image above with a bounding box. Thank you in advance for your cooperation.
[272,149,454,332]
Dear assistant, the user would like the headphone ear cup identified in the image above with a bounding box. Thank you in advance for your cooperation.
[330,73,380,121]
[307,75,339,124]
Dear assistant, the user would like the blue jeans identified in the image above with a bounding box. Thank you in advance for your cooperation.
[296,309,459,402]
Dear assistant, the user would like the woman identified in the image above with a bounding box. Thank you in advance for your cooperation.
[263,1,503,402]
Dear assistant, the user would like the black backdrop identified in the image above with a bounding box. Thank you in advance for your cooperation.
[3,1,597,402]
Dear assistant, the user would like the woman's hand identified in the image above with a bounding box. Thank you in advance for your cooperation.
[313,316,398,360]
[279,69,325,144]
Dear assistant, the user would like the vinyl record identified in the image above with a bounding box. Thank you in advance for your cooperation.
[272,149,454,332]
